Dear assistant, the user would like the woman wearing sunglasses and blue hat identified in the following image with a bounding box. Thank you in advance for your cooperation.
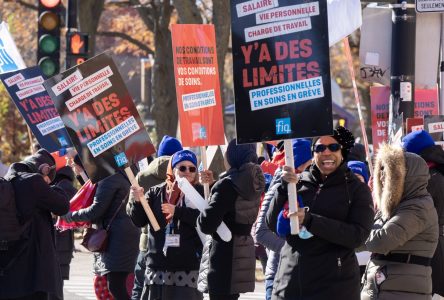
[266,126,375,300]
[128,149,206,300]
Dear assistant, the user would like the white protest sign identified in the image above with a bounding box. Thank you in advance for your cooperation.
[416,0,444,12]
[0,22,26,74]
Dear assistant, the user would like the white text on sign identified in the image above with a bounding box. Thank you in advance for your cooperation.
[249,76,323,111]
[87,116,140,157]
[182,89,216,111]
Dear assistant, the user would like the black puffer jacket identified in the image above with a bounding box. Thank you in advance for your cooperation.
[415,145,444,296]
[53,166,78,280]
[0,163,69,299]
[70,172,139,275]
[197,163,265,295]
[128,182,204,272]
[267,163,374,300]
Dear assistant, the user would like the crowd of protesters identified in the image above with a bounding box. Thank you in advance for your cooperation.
[1,128,443,300]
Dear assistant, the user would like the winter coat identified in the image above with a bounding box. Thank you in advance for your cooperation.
[127,182,204,272]
[126,156,170,252]
[255,168,285,281]
[267,163,374,300]
[53,166,78,280]
[197,163,265,295]
[70,172,139,275]
[362,147,439,300]
[0,163,69,299]
[418,145,444,296]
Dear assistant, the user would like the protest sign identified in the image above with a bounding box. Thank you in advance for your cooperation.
[171,24,225,147]
[370,86,390,152]
[414,88,439,117]
[0,22,26,74]
[406,118,424,133]
[43,52,156,183]
[424,115,444,149]
[231,0,332,143]
[371,86,439,151]
[0,66,72,152]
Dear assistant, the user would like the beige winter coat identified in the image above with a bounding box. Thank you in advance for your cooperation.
[361,145,439,300]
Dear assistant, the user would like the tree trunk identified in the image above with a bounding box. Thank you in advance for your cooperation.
[150,1,177,140]
[78,0,105,55]
[212,0,231,106]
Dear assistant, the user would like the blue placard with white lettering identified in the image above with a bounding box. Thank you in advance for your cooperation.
[0,66,73,152]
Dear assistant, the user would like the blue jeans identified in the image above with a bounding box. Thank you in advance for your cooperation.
[131,251,148,300]
[265,279,274,300]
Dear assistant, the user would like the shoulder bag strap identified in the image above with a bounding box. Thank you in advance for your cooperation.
[105,199,125,231]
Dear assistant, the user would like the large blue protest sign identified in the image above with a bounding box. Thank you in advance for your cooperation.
[0,22,26,74]
[43,52,156,183]
[0,66,72,152]
[231,0,332,143]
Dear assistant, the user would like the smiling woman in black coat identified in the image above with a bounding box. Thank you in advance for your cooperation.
[266,127,375,300]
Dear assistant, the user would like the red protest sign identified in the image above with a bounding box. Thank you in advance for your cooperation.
[370,86,389,153]
[406,118,424,133]
[171,24,225,147]
[371,86,439,152]
[414,87,439,117]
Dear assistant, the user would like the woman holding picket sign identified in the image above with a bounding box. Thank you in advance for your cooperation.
[266,127,375,300]
[62,170,139,300]
[128,149,208,300]
[197,139,265,300]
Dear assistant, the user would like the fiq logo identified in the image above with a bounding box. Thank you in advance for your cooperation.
[276,118,292,135]
[114,152,128,167]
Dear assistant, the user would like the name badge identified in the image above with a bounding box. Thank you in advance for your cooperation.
[165,234,180,247]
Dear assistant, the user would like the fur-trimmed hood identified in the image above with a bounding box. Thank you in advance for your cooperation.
[374,144,430,219]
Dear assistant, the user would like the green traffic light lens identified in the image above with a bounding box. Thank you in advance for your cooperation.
[38,57,58,77]
[39,34,59,54]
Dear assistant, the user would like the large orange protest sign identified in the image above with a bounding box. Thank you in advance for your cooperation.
[171,24,225,147]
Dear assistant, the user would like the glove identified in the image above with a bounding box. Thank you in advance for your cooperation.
[277,209,290,237]
[61,211,74,223]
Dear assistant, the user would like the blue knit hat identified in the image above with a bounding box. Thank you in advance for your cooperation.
[226,139,258,169]
[347,161,369,183]
[158,135,183,157]
[293,139,312,168]
[402,130,435,155]
[171,150,197,169]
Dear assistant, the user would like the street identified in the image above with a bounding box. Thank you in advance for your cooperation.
[64,248,265,300]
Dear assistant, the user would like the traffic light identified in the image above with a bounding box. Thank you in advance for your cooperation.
[66,32,89,69]
[37,0,62,77]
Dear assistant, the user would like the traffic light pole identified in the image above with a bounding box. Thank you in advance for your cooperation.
[388,0,416,143]
[66,0,78,30]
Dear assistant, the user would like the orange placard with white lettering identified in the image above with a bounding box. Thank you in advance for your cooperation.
[171,24,225,147]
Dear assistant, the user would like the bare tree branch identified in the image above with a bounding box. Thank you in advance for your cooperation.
[96,31,154,55]
[5,0,36,10]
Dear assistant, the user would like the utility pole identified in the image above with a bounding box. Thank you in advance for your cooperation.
[388,0,416,143]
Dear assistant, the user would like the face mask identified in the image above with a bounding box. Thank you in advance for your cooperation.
[298,226,313,239]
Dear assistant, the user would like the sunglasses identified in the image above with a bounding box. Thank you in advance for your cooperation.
[313,143,342,153]
[178,165,197,173]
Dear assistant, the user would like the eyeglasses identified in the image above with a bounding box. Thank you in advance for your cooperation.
[313,143,341,153]
[178,165,197,173]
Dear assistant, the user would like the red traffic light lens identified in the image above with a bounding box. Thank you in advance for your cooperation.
[39,0,61,8]
[39,11,59,31]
